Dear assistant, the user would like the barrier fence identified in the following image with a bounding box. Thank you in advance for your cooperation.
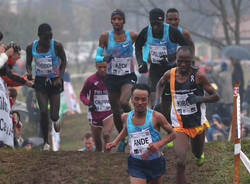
[231,82,250,184]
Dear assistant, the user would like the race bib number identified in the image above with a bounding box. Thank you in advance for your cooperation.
[130,129,152,156]
[174,94,197,115]
[35,57,53,76]
[111,57,131,75]
[94,95,111,112]
[149,45,167,64]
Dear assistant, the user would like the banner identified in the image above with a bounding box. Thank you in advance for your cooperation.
[0,78,13,147]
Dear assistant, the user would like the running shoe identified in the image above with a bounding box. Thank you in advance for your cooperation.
[196,152,205,166]
[53,120,60,132]
[117,138,128,152]
[43,143,50,151]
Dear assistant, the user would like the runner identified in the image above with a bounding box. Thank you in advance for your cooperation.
[96,9,138,151]
[166,8,194,50]
[135,8,190,108]
[106,84,176,184]
[80,61,113,152]
[78,132,96,152]
[155,46,219,184]
[26,23,67,150]
[0,32,14,68]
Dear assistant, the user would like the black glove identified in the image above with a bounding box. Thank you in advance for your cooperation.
[88,102,97,112]
[27,74,32,80]
[103,55,114,63]
[138,62,148,73]
[186,94,203,105]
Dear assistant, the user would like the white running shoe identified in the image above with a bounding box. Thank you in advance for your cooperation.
[53,120,60,132]
[43,143,50,151]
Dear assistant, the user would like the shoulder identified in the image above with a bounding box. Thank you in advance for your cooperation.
[54,40,64,49]
[138,26,148,35]
[129,31,138,40]
[122,113,129,123]
[195,68,207,84]
[153,110,165,122]
[26,43,33,51]
[100,31,109,40]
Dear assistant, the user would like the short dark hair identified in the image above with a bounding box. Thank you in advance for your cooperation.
[131,84,151,97]
[177,46,193,55]
[5,41,21,54]
[8,87,18,98]
[167,8,179,15]
[84,132,93,140]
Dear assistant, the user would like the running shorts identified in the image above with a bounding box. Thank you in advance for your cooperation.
[34,76,64,94]
[104,73,137,93]
[127,155,166,182]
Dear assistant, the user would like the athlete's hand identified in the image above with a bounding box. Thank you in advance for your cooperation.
[186,94,203,105]
[25,80,33,87]
[104,55,113,63]
[106,141,116,151]
[53,77,63,88]
[88,102,97,112]
[26,73,33,81]
[138,62,148,73]
[148,142,160,153]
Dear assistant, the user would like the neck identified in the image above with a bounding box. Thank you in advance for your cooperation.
[134,110,147,118]
[114,28,123,35]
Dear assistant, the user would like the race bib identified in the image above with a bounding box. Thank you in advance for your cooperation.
[94,94,111,112]
[111,57,131,75]
[130,129,152,156]
[35,57,53,76]
[174,94,197,115]
[149,45,167,64]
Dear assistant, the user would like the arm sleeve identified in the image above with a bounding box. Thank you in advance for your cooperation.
[80,79,91,106]
[0,53,8,68]
[95,46,104,63]
[135,27,148,65]
[169,25,190,46]
[1,64,27,86]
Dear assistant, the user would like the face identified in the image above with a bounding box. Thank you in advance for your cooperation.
[96,62,107,77]
[131,89,149,113]
[176,50,193,74]
[166,12,179,27]
[111,14,124,31]
[150,20,164,34]
[8,52,20,65]
[84,137,95,152]
[39,31,52,46]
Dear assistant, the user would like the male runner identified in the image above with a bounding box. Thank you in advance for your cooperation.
[106,84,176,184]
[135,8,190,108]
[96,9,138,151]
[80,61,113,152]
[155,46,219,184]
[26,23,67,150]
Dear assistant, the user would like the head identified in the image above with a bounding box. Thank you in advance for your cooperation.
[176,46,194,75]
[38,23,53,46]
[149,8,165,34]
[8,87,18,103]
[212,114,222,124]
[241,124,249,138]
[83,132,95,152]
[166,8,180,27]
[111,9,125,31]
[96,62,107,77]
[5,42,21,65]
[131,84,151,113]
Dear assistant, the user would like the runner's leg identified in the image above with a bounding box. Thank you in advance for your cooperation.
[102,115,113,152]
[173,132,189,184]
[91,125,102,152]
[150,176,163,184]
[120,83,132,113]
[36,91,49,144]
[49,93,61,132]
[191,131,205,158]
[108,92,122,132]
[130,176,147,184]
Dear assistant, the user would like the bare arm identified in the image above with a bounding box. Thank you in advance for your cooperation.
[183,28,195,53]
[155,70,171,105]
[129,31,138,44]
[55,41,67,79]
[106,113,128,150]
[99,32,109,49]
[26,44,33,75]
[197,70,220,103]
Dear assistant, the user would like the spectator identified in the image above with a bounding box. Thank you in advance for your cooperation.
[78,132,96,152]
[241,124,249,139]
[207,114,229,141]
